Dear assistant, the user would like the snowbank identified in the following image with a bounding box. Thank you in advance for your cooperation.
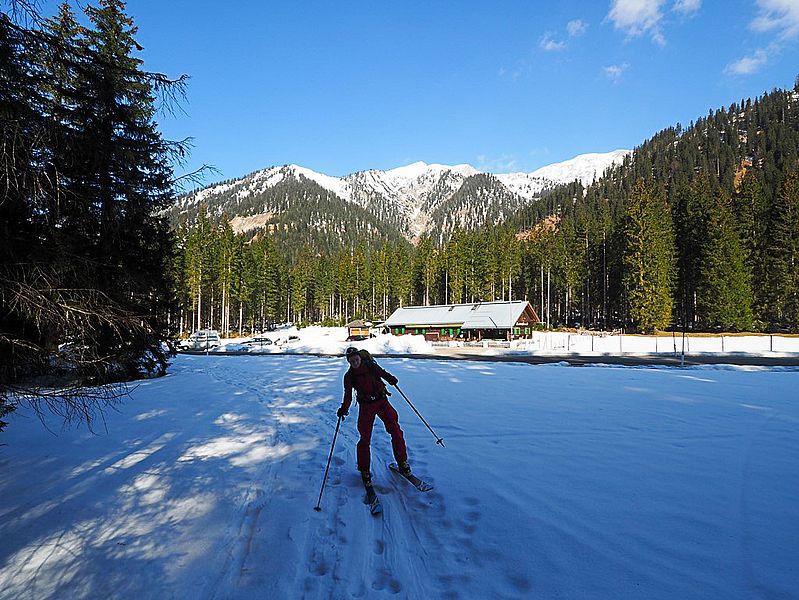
[213,328,799,359]
[218,327,434,356]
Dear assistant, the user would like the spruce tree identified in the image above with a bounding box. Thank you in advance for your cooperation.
[622,180,676,332]
[2,2,185,431]
[415,236,435,305]
[215,215,237,336]
[0,14,46,428]
[768,171,799,329]
[672,176,713,328]
[374,242,391,318]
[391,244,414,307]
[185,205,212,331]
[65,0,178,377]
[733,170,769,321]
[697,190,754,331]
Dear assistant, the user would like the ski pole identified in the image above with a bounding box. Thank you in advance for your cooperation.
[394,385,445,447]
[313,416,342,512]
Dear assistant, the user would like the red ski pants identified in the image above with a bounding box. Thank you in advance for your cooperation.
[356,398,407,472]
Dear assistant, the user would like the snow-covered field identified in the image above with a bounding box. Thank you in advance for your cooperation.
[1,353,798,599]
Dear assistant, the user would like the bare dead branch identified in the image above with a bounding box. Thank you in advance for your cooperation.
[171,163,219,193]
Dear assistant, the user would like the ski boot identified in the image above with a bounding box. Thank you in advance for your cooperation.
[361,470,382,515]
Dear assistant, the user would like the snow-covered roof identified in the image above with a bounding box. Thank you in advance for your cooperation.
[385,301,536,330]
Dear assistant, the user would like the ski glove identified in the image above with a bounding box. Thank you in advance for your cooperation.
[385,374,398,386]
[337,406,348,419]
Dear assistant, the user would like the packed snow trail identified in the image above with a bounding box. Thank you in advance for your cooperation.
[1,355,798,599]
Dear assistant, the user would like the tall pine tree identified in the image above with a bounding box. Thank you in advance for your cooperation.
[697,190,754,331]
[768,171,799,329]
[622,180,676,332]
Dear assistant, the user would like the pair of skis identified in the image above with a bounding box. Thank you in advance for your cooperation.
[365,462,433,515]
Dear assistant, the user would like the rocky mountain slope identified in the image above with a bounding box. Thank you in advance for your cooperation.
[164,150,629,244]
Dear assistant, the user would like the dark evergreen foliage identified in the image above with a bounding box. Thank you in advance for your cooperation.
[165,169,407,262]
[622,180,676,332]
[1,2,183,431]
[767,171,799,330]
[505,81,799,332]
[697,190,753,330]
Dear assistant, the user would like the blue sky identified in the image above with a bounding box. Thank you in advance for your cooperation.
[89,1,799,180]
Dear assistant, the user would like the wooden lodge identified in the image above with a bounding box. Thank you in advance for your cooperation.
[384,301,540,342]
[345,319,371,340]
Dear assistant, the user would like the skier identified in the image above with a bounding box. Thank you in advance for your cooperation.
[337,346,412,499]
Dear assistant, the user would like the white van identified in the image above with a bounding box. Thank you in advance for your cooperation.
[180,329,221,350]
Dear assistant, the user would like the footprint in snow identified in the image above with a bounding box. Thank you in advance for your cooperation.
[372,570,402,594]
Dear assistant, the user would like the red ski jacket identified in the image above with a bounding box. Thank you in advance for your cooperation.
[342,362,396,411]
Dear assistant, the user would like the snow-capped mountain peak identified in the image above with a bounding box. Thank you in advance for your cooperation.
[287,164,348,198]
[173,149,631,241]
[530,149,629,186]
[384,161,430,181]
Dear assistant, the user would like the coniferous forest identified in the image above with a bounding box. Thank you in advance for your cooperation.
[1,1,185,429]
[175,82,799,338]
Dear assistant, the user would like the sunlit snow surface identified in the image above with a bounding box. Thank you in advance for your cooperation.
[1,353,797,599]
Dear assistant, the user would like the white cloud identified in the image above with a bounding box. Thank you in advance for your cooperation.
[567,19,589,37]
[725,1,799,77]
[751,0,799,39]
[607,0,667,44]
[603,62,630,82]
[725,48,770,76]
[673,0,701,14]
[498,59,529,80]
[539,32,566,51]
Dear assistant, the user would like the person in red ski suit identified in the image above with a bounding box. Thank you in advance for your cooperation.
[337,347,412,485]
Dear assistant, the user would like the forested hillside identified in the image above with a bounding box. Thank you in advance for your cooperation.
[168,172,406,260]
[174,82,799,336]
[516,82,799,333]
[428,174,525,245]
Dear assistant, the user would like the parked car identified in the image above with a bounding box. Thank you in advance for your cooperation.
[180,329,221,350]
[244,335,273,346]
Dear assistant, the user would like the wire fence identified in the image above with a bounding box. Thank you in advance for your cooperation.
[432,333,799,354]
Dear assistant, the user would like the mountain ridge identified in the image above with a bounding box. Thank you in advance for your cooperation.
[166,149,630,244]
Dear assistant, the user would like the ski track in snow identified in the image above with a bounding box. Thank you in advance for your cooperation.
[1,355,798,599]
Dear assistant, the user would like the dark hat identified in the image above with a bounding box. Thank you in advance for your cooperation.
[345,346,359,357]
